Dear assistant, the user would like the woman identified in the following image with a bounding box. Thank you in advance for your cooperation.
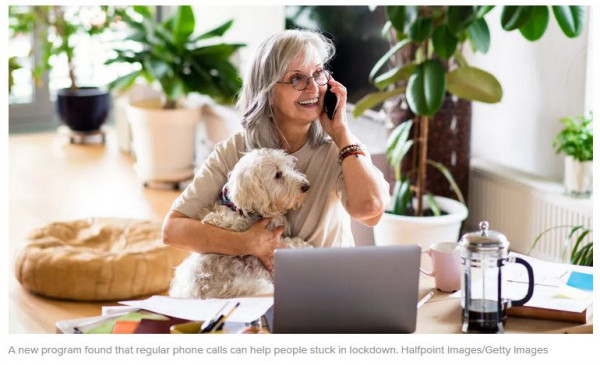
[162,29,390,271]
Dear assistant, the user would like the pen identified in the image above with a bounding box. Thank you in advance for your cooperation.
[211,302,241,333]
[417,290,435,308]
[200,302,228,333]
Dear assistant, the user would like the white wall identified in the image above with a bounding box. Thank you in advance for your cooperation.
[466,7,591,181]
[191,5,285,78]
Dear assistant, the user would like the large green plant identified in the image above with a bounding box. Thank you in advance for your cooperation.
[106,6,244,109]
[8,5,127,90]
[553,113,593,162]
[354,5,586,216]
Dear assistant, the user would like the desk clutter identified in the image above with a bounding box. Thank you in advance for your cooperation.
[56,297,273,334]
[457,221,593,333]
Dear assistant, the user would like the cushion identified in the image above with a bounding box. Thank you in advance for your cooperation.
[14,217,189,301]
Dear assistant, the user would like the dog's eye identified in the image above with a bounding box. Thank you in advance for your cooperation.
[275,171,282,179]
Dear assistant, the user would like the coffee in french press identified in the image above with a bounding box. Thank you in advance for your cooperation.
[459,221,535,333]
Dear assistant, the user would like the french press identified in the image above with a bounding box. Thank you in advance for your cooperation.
[459,221,535,333]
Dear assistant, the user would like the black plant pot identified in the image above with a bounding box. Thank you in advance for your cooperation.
[56,87,111,132]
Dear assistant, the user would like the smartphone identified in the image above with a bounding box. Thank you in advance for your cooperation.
[323,84,338,120]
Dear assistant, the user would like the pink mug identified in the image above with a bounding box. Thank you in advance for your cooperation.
[420,242,461,292]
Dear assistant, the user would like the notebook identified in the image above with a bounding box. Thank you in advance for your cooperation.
[272,245,421,333]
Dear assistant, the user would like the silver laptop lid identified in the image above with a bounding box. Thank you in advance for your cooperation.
[273,245,420,334]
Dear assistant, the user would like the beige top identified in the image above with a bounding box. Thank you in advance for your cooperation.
[171,132,360,247]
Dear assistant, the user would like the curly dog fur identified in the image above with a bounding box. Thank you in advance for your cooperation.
[169,148,311,299]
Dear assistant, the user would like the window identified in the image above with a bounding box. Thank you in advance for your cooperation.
[8,6,146,133]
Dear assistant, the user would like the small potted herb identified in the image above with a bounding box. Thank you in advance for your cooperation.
[553,113,593,197]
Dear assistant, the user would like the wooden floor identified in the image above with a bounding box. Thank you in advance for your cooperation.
[8,128,181,333]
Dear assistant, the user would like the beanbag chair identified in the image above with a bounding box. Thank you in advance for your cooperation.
[14,217,189,301]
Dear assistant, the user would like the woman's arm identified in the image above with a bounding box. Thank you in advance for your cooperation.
[319,78,390,226]
[162,210,283,270]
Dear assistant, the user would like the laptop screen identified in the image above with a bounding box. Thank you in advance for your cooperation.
[273,245,421,333]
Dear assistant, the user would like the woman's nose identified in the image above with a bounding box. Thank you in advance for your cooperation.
[305,77,320,92]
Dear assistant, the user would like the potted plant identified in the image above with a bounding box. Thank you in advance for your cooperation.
[552,113,593,198]
[106,6,244,185]
[353,5,586,247]
[9,6,127,132]
[374,119,468,246]
[529,225,593,266]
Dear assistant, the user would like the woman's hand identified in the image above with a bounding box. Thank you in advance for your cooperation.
[243,218,283,271]
[319,77,351,148]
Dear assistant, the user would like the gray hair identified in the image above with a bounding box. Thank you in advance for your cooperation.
[237,29,335,150]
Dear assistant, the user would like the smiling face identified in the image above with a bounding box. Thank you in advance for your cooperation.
[270,47,328,127]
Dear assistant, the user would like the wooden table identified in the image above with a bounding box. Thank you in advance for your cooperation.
[8,129,592,334]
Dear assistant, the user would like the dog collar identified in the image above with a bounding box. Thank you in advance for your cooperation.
[219,188,263,219]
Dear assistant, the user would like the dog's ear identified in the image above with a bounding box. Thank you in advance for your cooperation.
[227,165,266,213]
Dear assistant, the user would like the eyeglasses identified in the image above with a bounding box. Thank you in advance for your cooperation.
[276,70,331,91]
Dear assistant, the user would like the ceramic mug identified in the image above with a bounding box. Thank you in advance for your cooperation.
[420,242,461,292]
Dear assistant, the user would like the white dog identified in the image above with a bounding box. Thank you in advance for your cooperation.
[169,148,312,299]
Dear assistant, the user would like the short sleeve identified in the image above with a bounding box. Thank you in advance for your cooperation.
[170,133,245,219]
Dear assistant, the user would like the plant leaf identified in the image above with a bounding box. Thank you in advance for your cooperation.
[476,6,495,18]
[432,24,458,60]
[408,17,433,43]
[172,6,195,46]
[133,6,153,19]
[369,38,412,82]
[391,178,412,215]
[352,87,406,118]
[447,6,477,35]
[426,193,441,216]
[552,6,585,38]
[519,6,549,41]
[467,18,490,54]
[501,6,533,31]
[386,6,406,33]
[386,6,418,34]
[570,227,590,261]
[191,19,234,42]
[426,160,465,204]
[106,70,142,91]
[386,119,413,160]
[446,66,502,103]
[374,63,417,90]
[381,20,392,38]
[406,60,446,116]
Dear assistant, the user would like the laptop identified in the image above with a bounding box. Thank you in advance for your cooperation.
[272,245,421,334]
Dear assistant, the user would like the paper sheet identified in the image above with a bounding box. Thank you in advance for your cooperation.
[119,296,274,322]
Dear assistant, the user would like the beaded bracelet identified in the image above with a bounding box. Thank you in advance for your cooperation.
[338,143,362,157]
[338,144,366,164]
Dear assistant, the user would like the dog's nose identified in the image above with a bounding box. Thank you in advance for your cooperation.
[301,184,310,193]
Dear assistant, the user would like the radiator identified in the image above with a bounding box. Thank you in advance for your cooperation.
[466,159,593,263]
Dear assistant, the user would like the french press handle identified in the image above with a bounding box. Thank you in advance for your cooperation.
[504,257,535,307]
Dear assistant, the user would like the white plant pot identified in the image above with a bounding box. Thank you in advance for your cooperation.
[113,84,161,153]
[373,196,468,250]
[564,156,593,198]
[126,99,200,183]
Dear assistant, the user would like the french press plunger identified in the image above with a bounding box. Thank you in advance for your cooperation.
[459,221,535,333]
